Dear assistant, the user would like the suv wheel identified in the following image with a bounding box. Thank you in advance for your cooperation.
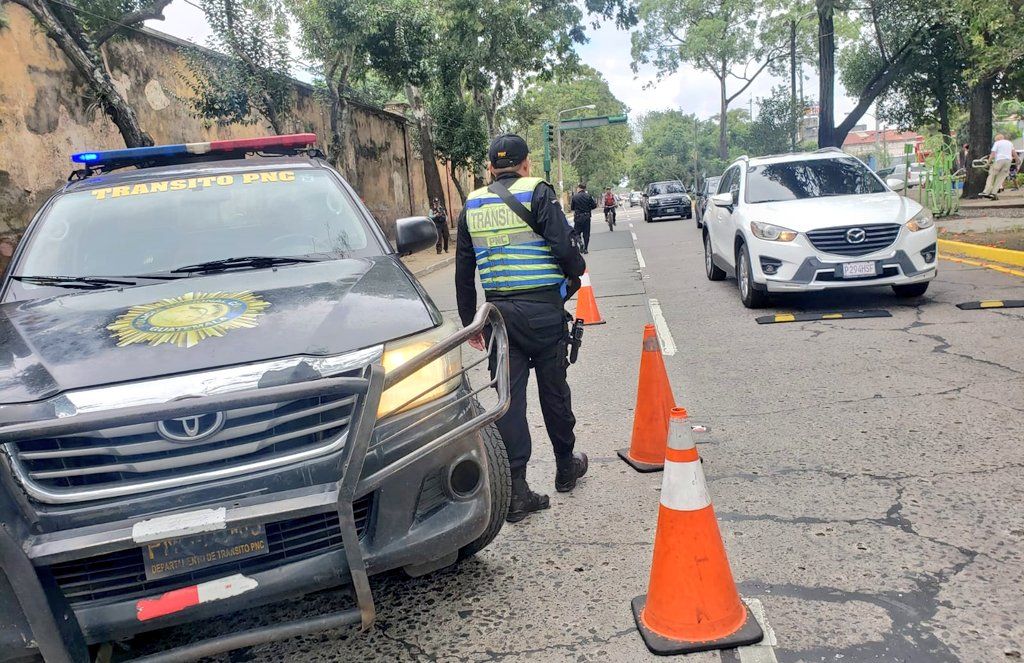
[705,232,726,281]
[892,282,929,298]
[459,421,510,560]
[737,244,768,308]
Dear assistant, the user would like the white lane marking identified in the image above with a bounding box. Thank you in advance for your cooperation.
[629,223,634,229]
[132,507,226,543]
[647,298,677,356]
[631,231,638,241]
[660,459,711,511]
[737,598,779,662]
[635,249,646,269]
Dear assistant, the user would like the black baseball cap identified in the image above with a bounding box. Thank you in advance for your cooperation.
[489,134,529,168]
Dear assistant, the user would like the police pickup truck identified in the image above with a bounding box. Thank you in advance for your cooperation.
[0,135,511,662]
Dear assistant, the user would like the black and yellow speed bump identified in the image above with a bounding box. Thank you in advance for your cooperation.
[755,309,893,324]
[957,300,1024,310]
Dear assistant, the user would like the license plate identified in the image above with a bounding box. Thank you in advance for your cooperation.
[663,207,677,213]
[841,262,877,278]
[142,524,269,580]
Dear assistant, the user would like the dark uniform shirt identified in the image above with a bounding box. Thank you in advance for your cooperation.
[455,173,586,326]
[570,190,598,220]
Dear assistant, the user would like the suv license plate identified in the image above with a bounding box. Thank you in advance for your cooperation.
[663,207,677,213]
[841,262,877,278]
[143,524,269,580]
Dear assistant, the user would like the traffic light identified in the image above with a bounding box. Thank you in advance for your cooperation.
[545,122,555,143]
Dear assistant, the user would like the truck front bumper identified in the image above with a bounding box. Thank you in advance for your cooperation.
[0,304,510,663]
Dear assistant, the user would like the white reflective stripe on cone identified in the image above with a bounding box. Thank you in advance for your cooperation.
[581,271,592,287]
[660,460,711,511]
[667,420,696,451]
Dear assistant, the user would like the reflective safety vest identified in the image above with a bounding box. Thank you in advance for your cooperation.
[465,177,564,292]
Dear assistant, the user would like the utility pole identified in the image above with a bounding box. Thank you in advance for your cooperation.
[693,116,699,190]
[790,19,797,151]
[557,124,564,195]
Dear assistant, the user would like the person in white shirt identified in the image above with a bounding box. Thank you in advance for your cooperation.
[982,134,1019,199]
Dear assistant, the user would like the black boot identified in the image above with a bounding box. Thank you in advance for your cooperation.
[555,452,589,493]
[507,471,550,523]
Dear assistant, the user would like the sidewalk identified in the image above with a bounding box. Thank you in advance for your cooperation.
[958,186,1024,210]
[400,248,455,277]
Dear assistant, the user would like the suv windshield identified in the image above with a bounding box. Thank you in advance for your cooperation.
[15,168,375,282]
[745,157,886,204]
[649,182,686,195]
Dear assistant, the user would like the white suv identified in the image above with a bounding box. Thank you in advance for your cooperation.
[703,149,937,308]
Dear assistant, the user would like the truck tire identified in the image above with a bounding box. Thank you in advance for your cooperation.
[459,422,510,560]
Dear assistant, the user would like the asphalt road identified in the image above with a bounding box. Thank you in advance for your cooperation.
[137,205,1024,662]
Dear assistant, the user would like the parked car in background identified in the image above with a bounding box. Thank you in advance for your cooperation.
[642,180,691,222]
[876,162,929,188]
[703,149,936,308]
[629,191,642,207]
[695,176,721,229]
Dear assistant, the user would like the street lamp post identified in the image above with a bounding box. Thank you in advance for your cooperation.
[557,104,596,195]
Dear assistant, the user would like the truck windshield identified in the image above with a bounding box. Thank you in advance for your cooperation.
[15,168,376,280]
[649,182,686,195]
[745,158,886,203]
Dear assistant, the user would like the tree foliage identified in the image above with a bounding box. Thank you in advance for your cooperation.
[746,85,799,156]
[186,0,293,133]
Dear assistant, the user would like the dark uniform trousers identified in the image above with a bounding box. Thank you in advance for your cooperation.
[489,291,576,472]
[573,216,591,252]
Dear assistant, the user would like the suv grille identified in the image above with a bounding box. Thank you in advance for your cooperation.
[47,498,373,606]
[10,390,358,494]
[806,223,901,257]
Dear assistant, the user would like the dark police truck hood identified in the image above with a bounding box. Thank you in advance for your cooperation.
[0,257,436,404]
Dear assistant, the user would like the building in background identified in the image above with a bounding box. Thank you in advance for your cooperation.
[842,129,923,165]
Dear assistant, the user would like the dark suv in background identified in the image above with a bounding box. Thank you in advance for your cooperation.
[0,134,511,662]
[694,175,721,229]
[642,180,691,222]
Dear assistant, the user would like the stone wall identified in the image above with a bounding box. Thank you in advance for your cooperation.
[0,6,465,262]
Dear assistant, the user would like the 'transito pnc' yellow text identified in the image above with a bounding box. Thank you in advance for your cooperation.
[89,171,296,200]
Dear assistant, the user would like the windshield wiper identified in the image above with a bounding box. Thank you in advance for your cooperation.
[170,256,320,274]
[12,275,137,289]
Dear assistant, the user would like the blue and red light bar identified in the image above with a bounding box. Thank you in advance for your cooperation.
[71,133,317,167]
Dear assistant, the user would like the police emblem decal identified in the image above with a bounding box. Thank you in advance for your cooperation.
[108,291,270,348]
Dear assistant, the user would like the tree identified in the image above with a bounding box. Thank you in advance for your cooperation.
[746,85,798,156]
[6,0,172,146]
[630,110,701,186]
[816,0,933,147]
[184,0,292,134]
[427,56,488,202]
[508,66,631,191]
[631,0,792,159]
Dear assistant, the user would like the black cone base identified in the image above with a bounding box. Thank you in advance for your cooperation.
[616,448,664,473]
[630,595,764,656]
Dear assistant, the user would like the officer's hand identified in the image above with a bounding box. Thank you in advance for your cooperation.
[468,332,485,351]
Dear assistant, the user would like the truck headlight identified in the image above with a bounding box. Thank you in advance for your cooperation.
[750,221,798,242]
[906,209,934,232]
[378,320,462,418]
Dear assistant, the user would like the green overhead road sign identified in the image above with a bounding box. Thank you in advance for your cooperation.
[558,114,629,131]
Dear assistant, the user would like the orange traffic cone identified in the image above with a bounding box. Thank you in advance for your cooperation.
[631,408,763,655]
[617,325,676,472]
[574,270,605,325]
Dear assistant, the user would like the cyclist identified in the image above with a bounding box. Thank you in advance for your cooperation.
[602,187,617,230]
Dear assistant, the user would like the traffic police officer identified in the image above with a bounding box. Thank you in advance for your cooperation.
[455,134,589,523]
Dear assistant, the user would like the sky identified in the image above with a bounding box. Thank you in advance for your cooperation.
[146,2,861,125]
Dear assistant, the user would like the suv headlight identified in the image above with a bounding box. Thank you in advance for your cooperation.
[906,209,934,232]
[750,221,798,242]
[378,320,462,418]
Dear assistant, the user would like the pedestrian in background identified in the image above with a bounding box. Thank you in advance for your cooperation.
[958,143,970,173]
[430,198,450,254]
[569,182,598,254]
[982,134,1019,200]
[455,134,589,523]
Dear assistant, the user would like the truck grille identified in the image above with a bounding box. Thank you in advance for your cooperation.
[9,391,358,494]
[806,224,902,257]
[47,497,373,606]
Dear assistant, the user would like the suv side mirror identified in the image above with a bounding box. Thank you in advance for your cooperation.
[711,192,733,208]
[395,216,437,255]
[886,177,906,192]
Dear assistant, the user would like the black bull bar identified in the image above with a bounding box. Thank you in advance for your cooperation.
[0,304,510,663]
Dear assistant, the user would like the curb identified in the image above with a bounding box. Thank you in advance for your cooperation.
[408,255,456,278]
[938,239,1024,268]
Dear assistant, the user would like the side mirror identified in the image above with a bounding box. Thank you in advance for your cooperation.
[711,192,733,208]
[395,216,437,255]
[886,177,906,192]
